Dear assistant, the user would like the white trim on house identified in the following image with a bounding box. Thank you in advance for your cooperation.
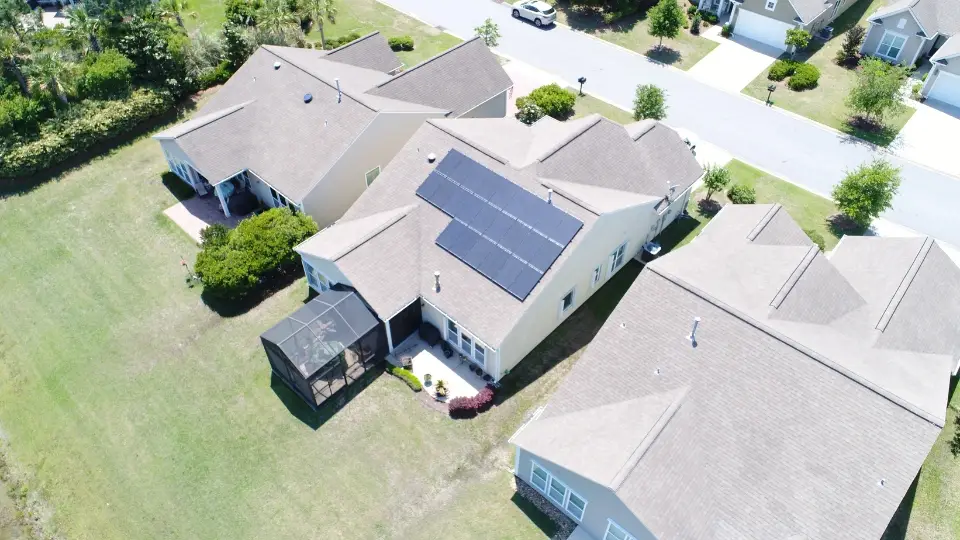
[876,30,909,62]
[910,35,931,66]
[528,461,588,523]
[764,0,777,11]
[604,519,638,540]
[869,6,929,37]
[302,259,332,293]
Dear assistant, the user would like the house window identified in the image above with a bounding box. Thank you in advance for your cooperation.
[365,166,381,187]
[302,260,329,291]
[591,265,603,288]
[566,492,587,521]
[610,242,627,274]
[559,288,575,318]
[547,477,567,506]
[765,0,776,10]
[877,31,907,60]
[604,521,637,540]
[530,463,548,491]
[896,17,906,30]
[461,332,473,355]
[529,462,587,523]
[474,344,486,365]
[446,319,458,343]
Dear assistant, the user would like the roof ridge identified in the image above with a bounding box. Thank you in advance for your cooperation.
[260,46,379,112]
[646,265,945,428]
[374,36,483,89]
[610,387,688,490]
[876,237,934,331]
[745,203,782,242]
[769,245,820,309]
[535,114,604,162]
[153,100,252,140]
[426,119,511,165]
[325,31,381,54]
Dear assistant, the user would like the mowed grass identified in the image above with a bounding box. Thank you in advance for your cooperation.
[741,0,914,146]
[655,159,842,251]
[550,0,718,70]
[184,0,461,67]
[569,90,635,124]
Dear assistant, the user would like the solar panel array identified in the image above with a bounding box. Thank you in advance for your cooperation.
[416,149,583,301]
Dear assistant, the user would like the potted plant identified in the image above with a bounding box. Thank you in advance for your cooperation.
[424,373,432,386]
[435,379,448,398]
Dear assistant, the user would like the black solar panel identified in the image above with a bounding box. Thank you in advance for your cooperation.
[417,149,583,301]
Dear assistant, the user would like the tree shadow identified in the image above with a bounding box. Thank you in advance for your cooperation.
[830,0,874,36]
[646,46,682,66]
[200,267,303,317]
[270,368,383,430]
[840,116,900,147]
[879,474,919,540]
[826,214,867,238]
[161,171,197,202]
[510,492,559,538]
[551,0,644,34]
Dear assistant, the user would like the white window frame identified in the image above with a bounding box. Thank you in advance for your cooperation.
[764,0,776,11]
[591,264,603,288]
[301,260,330,292]
[446,319,458,343]
[365,166,381,187]
[559,287,576,319]
[604,520,637,540]
[445,317,487,370]
[876,30,908,61]
[529,461,588,523]
[610,242,628,274]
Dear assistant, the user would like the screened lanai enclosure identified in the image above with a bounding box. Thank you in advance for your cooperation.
[261,289,385,410]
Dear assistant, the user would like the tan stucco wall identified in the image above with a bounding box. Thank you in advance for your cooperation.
[299,110,444,228]
[514,447,658,540]
[862,15,926,65]
[739,0,800,26]
[458,89,509,119]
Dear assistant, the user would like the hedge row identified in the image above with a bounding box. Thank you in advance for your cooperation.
[387,365,422,392]
[449,385,495,419]
[0,88,174,179]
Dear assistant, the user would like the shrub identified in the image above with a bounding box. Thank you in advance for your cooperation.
[515,98,545,125]
[198,61,233,89]
[834,25,865,67]
[225,0,262,25]
[387,366,422,392]
[804,228,826,251]
[602,10,625,24]
[788,63,820,90]
[686,4,697,16]
[698,9,718,24]
[323,32,361,50]
[448,385,496,419]
[0,94,54,141]
[702,164,730,201]
[767,59,797,81]
[387,35,414,51]
[727,183,756,204]
[526,83,576,119]
[689,11,701,35]
[76,49,135,100]
[720,23,732,37]
[0,89,174,179]
[194,207,319,299]
[911,81,923,100]
[633,83,667,120]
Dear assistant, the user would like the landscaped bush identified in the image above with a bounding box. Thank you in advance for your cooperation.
[0,88,174,179]
[225,0,262,25]
[804,228,826,251]
[767,59,797,81]
[198,61,233,89]
[689,11,701,34]
[388,35,414,51]
[0,94,55,141]
[324,32,362,50]
[515,99,545,125]
[387,366,422,392]
[721,23,732,37]
[448,385,496,419]
[686,4,697,16]
[194,208,318,300]
[602,10,626,24]
[727,183,756,204]
[698,9,717,24]
[524,83,576,120]
[788,63,820,90]
[76,49,135,101]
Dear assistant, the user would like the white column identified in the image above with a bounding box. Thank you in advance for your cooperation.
[922,64,940,95]
[909,37,928,67]
[214,183,231,218]
[385,319,395,353]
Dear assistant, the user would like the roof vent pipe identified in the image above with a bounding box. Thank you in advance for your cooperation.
[273,61,281,69]
[335,78,342,103]
[434,271,441,292]
[547,189,554,205]
[427,152,437,163]
[687,316,701,344]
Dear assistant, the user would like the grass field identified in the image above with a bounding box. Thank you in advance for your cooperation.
[184,0,461,67]
[550,0,718,70]
[570,90,635,124]
[741,0,914,146]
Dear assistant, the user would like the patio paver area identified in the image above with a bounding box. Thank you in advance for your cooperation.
[403,340,486,401]
[163,195,243,243]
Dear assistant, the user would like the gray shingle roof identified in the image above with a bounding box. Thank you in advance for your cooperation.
[932,34,960,61]
[323,31,403,73]
[515,204,959,540]
[871,0,960,37]
[369,37,513,117]
[788,0,832,23]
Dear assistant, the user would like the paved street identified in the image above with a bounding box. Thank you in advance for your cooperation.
[384,0,960,245]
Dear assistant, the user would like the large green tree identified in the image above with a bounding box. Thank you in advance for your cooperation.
[633,84,667,120]
[831,158,901,228]
[846,57,908,125]
[647,0,685,50]
[0,30,30,96]
[256,0,300,44]
[300,0,336,49]
[0,0,28,42]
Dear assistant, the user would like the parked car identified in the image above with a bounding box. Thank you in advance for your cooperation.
[511,0,557,27]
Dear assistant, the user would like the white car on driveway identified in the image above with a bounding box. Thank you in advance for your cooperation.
[511,1,557,27]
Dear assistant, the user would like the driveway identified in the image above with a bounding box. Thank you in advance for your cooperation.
[891,100,960,179]
[379,0,960,246]
[687,26,779,93]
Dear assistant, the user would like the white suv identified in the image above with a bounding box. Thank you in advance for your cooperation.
[512,1,557,27]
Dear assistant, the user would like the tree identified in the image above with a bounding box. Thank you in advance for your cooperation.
[0,31,30,96]
[784,28,811,58]
[114,16,187,94]
[221,22,253,70]
[257,0,300,44]
[702,164,730,201]
[66,5,102,52]
[77,49,134,99]
[0,0,29,42]
[834,25,864,66]
[225,0,261,26]
[27,50,72,104]
[647,0,684,50]
[158,0,190,29]
[300,0,336,49]
[831,158,901,228]
[474,18,500,47]
[633,84,667,120]
[846,57,908,125]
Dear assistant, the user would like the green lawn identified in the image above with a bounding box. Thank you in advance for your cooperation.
[550,0,718,70]
[184,0,461,67]
[654,159,843,251]
[570,90,635,124]
[741,0,914,146]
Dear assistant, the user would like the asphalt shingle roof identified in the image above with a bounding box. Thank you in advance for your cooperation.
[323,31,403,73]
[872,0,960,37]
[514,204,959,540]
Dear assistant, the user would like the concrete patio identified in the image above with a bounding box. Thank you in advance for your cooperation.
[391,337,486,401]
[163,195,244,243]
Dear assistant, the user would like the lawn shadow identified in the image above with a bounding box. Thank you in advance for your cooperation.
[161,171,197,202]
[840,117,900,147]
[646,46,682,66]
[270,368,383,430]
[830,0,875,36]
[510,492,559,538]
[654,213,703,253]
[201,268,304,317]
[827,213,867,239]
[552,0,642,34]
[879,474,919,540]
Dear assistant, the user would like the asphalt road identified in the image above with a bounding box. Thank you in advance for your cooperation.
[383,0,960,245]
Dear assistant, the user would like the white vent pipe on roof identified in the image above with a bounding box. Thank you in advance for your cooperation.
[547,189,554,205]
[687,316,701,343]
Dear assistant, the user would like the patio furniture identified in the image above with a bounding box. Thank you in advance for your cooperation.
[441,341,453,358]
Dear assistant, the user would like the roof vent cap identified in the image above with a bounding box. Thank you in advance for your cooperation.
[304,93,313,103]
[427,152,437,163]
[687,316,701,345]
[273,61,281,69]
[547,188,554,205]
[878,478,886,487]
[434,271,441,292]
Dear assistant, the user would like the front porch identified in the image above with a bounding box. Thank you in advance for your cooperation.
[389,336,487,401]
[697,0,735,17]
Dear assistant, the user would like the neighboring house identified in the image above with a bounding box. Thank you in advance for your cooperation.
[511,204,960,540]
[700,0,860,51]
[152,33,512,227]
[861,0,960,107]
[294,115,703,383]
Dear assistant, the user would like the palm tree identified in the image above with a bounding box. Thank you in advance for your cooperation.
[27,50,72,105]
[300,0,336,49]
[0,0,29,42]
[257,0,299,44]
[66,5,101,52]
[158,0,189,29]
[0,31,29,96]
